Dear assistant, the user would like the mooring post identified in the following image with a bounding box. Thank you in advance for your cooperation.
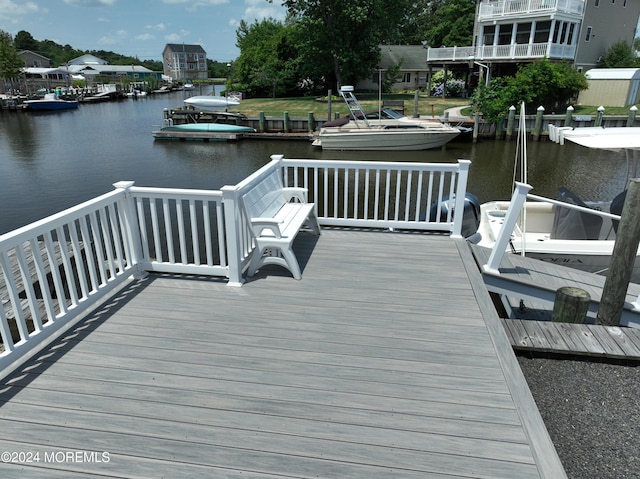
[258,112,266,132]
[552,287,590,323]
[597,178,640,325]
[627,105,637,127]
[595,106,605,127]
[506,105,516,140]
[532,105,544,141]
[283,111,290,133]
[564,105,574,127]
[307,112,315,133]
[413,90,419,118]
[473,111,480,143]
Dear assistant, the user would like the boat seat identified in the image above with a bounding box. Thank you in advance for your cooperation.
[550,187,603,240]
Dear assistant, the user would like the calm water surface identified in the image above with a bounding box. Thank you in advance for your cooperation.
[0,91,630,235]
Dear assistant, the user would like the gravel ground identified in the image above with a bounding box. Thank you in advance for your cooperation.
[517,353,640,479]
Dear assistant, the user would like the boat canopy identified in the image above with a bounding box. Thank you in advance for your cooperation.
[549,125,640,152]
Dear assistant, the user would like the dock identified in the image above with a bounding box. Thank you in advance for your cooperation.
[0,230,567,478]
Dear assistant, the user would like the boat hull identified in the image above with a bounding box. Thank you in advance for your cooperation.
[475,200,640,282]
[159,123,254,133]
[24,100,78,110]
[316,128,459,151]
[184,96,239,111]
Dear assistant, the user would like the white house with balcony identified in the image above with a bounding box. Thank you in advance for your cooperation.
[427,0,640,83]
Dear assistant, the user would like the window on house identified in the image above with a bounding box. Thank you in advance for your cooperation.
[483,25,495,45]
[585,26,592,41]
[560,22,569,44]
[533,21,552,43]
[401,72,411,82]
[595,0,599,5]
[516,23,532,44]
[567,23,576,44]
[498,24,512,45]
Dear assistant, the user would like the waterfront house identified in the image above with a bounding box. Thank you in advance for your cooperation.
[426,0,640,82]
[18,50,51,68]
[357,45,431,92]
[162,43,208,81]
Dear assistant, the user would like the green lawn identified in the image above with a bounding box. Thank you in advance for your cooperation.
[235,93,638,118]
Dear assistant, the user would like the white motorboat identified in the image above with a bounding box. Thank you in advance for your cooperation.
[184,95,239,111]
[23,93,78,111]
[475,119,640,280]
[312,86,460,151]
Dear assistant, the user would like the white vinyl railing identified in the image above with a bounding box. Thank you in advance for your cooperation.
[478,0,584,18]
[427,43,576,62]
[279,157,471,234]
[0,156,472,375]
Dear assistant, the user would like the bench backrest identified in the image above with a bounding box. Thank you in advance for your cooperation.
[242,169,287,219]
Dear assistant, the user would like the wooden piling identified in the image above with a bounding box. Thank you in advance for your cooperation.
[552,287,590,323]
[597,179,640,326]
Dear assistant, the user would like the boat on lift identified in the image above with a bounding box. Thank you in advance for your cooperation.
[184,95,239,111]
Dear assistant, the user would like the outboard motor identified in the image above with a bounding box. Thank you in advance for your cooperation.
[427,192,481,238]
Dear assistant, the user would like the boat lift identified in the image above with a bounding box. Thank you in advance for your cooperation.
[339,86,370,128]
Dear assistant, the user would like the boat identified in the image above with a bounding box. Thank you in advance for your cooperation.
[312,86,460,151]
[474,114,640,280]
[183,95,240,111]
[23,93,78,111]
[183,82,195,91]
[152,122,255,140]
[156,123,254,133]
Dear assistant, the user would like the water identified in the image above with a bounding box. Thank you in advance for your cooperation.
[0,91,631,235]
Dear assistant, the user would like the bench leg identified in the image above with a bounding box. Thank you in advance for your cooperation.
[247,245,302,280]
[305,211,322,236]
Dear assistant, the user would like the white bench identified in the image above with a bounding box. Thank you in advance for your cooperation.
[242,169,321,280]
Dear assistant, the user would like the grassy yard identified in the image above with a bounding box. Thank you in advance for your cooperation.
[234,93,638,118]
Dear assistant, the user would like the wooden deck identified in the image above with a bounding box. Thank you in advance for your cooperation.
[469,243,640,328]
[0,230,565,478]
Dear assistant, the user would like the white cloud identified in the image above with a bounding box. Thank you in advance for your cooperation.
[165,33,181,42]
[135,33,155,41]
[0,0,44,17]
[145,23,166,31]
[98,29,127,45]
[64,0,116,6]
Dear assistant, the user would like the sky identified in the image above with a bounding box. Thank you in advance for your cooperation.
[0,0,287,62]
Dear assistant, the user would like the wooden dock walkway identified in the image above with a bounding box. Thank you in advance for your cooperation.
[469,243,640,328]
[0,230,565,478]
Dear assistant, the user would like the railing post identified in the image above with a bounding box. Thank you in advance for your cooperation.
[221,185,245,287]
[451,160,472,238]
[113,181,146,278]
[483,182,532,275]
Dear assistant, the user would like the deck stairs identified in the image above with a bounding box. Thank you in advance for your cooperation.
[339,86,370,128]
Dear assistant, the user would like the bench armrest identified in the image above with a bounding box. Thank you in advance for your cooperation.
[282,187,308,203]
[250,217,284,238]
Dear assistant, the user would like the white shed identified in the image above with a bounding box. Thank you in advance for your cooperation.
[578,68,640,107]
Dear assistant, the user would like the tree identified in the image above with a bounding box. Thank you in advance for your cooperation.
[471,59,588,122]
[0,30,24,87]
[397,0,476,47]
[235,18,302,97]
[14,30,38,52]
[276,0,410,89]
[599,40,638,68]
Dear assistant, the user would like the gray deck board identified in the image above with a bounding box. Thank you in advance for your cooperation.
[0,230,565,478]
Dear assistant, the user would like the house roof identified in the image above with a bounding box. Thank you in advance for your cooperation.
[585,68,640,80]
[163,43,207,54]
[18,50,50,61]
[378,45,427,71]
[68,54,108,66]
[66,64,154,75]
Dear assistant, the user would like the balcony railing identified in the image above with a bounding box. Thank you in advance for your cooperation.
[478,0,584,19]
[0,156,471,376]
[426,42,576,62]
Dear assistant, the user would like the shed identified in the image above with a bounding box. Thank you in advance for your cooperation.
[578,68,640,107]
